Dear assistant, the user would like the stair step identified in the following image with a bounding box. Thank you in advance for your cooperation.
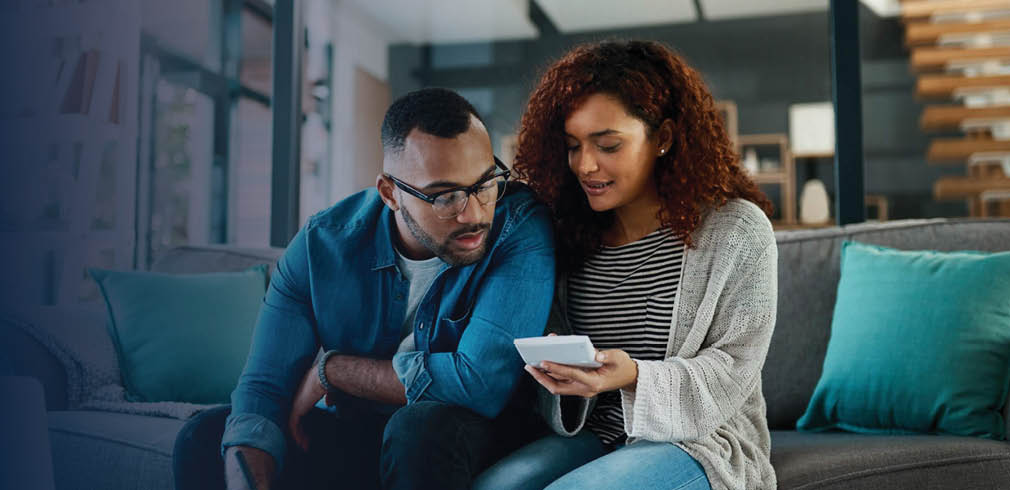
[911,45,1010,72]
[907,19,1010,46]
[917,74,1010,98]
[902,0,1010,21]
[934,176,1010,199]
[927,137,1010,162]
[921,105,1010,131]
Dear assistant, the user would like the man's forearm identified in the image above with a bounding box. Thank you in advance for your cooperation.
[324,354,407,405]
[224,446,274,490]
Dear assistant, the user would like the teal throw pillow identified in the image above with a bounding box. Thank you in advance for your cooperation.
[797,241,1010,440]
[89,265,267,404]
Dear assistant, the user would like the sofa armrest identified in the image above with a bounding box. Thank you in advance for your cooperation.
[0,321,68,411]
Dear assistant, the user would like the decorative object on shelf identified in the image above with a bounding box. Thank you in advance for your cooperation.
[60,49,101,115]
[742,148,759,174]
[800,179,831,225]
[715,100,738,151]
[865,194,890,221]
[789,102,835,158]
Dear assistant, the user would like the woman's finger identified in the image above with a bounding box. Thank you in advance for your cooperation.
[540,361,594,384]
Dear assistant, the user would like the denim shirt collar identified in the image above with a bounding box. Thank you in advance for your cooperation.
[370,207,400,271]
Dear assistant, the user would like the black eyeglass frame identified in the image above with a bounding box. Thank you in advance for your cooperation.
[385,156,511,217]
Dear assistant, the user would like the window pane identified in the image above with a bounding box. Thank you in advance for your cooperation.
[241,8,273,96]
[149,79,216,259]
[230,97,272,246]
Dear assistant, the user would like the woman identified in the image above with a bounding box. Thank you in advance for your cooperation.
[478,41,778,490]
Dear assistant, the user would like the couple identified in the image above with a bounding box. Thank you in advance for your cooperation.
[174,40,778,490]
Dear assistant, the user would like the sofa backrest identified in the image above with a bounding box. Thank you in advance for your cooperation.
[762,218,1010,430]
[150,245,284,275]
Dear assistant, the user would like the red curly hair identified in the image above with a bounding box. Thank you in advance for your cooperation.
[513,40,773,271]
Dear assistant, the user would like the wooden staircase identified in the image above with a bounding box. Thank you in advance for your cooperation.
[904,0,1010,217]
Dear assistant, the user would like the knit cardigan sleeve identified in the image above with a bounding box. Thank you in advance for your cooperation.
[537,299,595,436]
[619,237,778,442]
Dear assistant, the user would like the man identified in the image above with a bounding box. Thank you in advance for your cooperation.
[173,88,555,489]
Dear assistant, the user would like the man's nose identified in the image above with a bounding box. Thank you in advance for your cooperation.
[455,193,486,224]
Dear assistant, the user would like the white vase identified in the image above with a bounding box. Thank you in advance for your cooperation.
[800,179,831,225]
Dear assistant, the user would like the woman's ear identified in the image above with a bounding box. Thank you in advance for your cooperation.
[656,119,674,157]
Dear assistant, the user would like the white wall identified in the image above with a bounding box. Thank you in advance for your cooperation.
[326,0,396,205]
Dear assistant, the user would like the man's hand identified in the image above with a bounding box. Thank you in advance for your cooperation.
[524,348,638,398]
[288,363,327,452]
[224,446,274,490]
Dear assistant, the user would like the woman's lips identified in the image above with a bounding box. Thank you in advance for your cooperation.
[581,180,614,196]
[453,229,486,250]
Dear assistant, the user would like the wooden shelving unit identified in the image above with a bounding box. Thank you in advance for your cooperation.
[739,133,796,226]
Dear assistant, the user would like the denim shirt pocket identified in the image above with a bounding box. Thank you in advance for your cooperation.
[430,300,475,352]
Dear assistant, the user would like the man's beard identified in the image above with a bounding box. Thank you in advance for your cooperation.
[401,206,490,267]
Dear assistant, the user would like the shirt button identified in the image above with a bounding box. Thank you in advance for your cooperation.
[419,323,424,330]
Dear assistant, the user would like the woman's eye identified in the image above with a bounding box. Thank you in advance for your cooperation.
[566,144,580,152]
[599,144,620,153]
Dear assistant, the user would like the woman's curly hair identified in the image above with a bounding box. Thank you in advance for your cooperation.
[513,40,772,271]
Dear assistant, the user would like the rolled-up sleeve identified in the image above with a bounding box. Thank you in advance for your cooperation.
[392,205,556,418]
[222,225,320,468]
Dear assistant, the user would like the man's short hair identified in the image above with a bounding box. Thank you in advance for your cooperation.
[381,88,484,155]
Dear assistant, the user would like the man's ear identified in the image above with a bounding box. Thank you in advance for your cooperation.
[376,174,400,212]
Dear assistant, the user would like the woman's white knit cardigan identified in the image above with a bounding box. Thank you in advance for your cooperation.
[539,198,778,490]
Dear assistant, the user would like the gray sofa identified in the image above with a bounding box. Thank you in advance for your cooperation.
[2,219,1010,489]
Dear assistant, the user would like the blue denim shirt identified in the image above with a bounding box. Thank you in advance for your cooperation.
[221,183,556,467]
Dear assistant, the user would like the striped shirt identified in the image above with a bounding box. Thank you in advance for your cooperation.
[567,228,685,444]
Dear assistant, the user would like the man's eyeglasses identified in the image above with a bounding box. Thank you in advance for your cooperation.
[385,157,511,219]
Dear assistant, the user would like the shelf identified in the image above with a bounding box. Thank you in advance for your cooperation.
[902,0,1010,21]
[917,73,1010,98]
[750,171,788,185]
[911,45,1010,72]
[927,137,1010,162]
[906,19,1010,46]
[920,105,1010,131]
[738,133,795,225]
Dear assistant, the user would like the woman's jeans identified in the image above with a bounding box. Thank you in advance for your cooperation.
[473,431,711,490]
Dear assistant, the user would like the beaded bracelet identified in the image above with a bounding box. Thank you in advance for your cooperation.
[317,350,338,393]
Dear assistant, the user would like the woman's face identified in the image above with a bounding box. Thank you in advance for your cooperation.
[564,93,664,213]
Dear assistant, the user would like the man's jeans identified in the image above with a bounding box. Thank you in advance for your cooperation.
[173,400,544,490]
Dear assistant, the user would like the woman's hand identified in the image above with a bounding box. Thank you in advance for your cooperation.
[524,348,638,398]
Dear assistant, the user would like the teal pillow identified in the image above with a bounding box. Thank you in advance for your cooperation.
[797,241,1010,440]
[89,265,267,404]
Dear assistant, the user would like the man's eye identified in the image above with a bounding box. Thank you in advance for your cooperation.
[438,193,463,205]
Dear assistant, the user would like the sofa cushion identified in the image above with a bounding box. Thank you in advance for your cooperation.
[771,430,1010,489]
[90,266,268,404]
[765,219,1010,431]
[48,410,185,490]
[797,241,1010,440]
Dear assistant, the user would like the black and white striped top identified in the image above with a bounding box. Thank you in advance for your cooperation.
[567,228,685,444]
